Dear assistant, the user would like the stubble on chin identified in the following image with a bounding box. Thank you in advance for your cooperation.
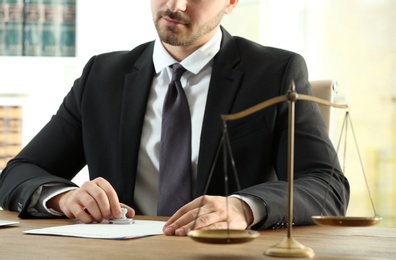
[153,7,225,47]
[155,23,189,46]
[154,10,192,46]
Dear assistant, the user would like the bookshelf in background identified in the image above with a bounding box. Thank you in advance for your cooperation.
[0,0,76,56]
[0,0,24,56]
[0,105,22,169]
[22,0,41,55]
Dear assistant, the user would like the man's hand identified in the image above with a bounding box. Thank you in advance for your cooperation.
[46,177,135,223]
[163,195,253,236]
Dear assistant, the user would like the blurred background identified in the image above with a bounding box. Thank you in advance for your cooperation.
[1,0,395,227]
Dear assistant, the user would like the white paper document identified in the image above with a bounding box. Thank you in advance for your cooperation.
[0,220,19,226]
[24,220,166,240]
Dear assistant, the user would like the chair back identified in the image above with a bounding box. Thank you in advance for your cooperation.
[310,80,338,133]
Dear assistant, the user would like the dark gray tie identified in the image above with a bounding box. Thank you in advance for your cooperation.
[157,63,192,216]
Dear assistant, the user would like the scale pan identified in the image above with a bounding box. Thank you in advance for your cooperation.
[188,229,260,244]
[312,216,382,227]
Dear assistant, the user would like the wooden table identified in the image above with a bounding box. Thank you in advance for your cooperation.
[0,210,395,259]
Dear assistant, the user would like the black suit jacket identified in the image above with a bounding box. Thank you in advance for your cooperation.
[0,28,349,229]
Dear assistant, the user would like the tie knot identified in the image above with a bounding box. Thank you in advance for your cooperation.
[170,63,187,82]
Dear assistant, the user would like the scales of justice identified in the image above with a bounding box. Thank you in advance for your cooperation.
[187,81,382,258]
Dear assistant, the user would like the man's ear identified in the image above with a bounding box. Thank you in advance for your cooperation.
[225,0,239,14]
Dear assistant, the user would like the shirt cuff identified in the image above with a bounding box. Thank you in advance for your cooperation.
[230,194,266,227]
[41,186,78,216]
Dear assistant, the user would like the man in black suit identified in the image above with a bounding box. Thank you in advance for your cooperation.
[0,0,349,235]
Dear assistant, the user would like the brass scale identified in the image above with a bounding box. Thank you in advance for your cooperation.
[187,81,382,258]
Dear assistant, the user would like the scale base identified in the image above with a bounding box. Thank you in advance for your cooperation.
[265,237,314,258]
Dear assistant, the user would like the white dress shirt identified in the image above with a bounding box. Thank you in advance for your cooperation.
[134,28,221,215]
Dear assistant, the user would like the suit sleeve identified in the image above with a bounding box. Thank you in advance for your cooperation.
[0,56,97,217]
[235,54,350,230]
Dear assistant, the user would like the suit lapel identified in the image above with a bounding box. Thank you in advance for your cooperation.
[119,43,155,203]
[195,30,244,196]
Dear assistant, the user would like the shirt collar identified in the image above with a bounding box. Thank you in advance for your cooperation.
[153,27,222,75]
